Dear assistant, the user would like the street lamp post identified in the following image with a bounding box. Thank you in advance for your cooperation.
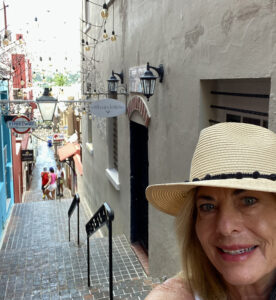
[36,88,58,122]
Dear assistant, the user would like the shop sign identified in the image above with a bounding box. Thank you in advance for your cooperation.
[7,116,36,134]
[53,133,65,142]
[21,150,34,161]
[90,98,125,118]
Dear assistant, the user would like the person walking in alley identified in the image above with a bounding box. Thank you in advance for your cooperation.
[41,167,49,200]
[44,167,57,200]
[56,164,65,197]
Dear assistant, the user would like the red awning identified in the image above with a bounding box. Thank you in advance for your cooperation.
[57,143,83,176]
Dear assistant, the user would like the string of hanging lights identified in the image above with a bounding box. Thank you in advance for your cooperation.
[86,0,102,7]
[101,2,108,19]
[110,4,116,42]
[81,19,102,28]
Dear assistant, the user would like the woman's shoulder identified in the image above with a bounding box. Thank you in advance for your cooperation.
[145,276,195,300]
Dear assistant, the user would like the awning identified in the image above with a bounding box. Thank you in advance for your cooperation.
[57,143,83,176]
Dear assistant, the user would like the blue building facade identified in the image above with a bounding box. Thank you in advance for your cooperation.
[0,80,14,242]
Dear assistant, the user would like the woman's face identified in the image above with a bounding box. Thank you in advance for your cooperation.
[195,187,276,286]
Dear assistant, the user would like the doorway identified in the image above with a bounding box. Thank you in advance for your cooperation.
[130,121,149,253]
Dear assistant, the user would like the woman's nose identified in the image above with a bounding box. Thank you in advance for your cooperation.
[215,205,242,236]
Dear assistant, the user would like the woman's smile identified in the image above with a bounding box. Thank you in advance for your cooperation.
[217,244,258,262]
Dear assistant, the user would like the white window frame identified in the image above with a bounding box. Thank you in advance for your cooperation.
[85,114,94,155]
[105,116,120,190]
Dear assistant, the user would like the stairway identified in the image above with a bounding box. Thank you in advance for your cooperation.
[0,199,161,300]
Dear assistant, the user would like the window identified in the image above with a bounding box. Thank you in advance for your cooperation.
[0,91,7,100]
[226,114,241,123]
[107,117,118,170]
[112,117,118,169]
[105,116,120,190]
[87,114,92,144]
[86,113,94,155]
[243,117,260,126]
[202,78,269,129]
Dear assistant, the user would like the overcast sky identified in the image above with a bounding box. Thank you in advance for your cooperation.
[4,0,81,74]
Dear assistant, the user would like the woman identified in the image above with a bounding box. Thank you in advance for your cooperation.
[145,122,276,300]
[41,167,48,200]
[45,167,57,200]
[56,164,65,197]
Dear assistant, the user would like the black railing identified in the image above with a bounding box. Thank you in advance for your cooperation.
[68,193,80,245]
[86,203,114,299]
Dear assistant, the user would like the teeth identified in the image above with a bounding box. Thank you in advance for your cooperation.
[221,246,256,255]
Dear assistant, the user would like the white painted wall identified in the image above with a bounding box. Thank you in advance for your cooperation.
[81,0,276,277]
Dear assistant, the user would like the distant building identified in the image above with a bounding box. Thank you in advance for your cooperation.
[0,79,14,241]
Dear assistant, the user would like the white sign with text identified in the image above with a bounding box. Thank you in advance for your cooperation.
[7,116,37,134]
[90,98,126,118]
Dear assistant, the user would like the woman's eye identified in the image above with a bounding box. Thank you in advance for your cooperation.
[199,203,215,212]
[242,197,257,206]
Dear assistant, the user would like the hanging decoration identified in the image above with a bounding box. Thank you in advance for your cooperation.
[111,30,116,42]
[103,29,108,39]
[3,31,10,46]
[102,19,108,39]
[111,4,116,41]
[101,3,108,19]
[85,41,91,51]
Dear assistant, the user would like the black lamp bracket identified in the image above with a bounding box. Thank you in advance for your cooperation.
[117,84,128,96]
[147,62,164,83]
[112,70,124,84]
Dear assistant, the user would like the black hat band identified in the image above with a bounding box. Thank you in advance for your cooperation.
[191,171,276,182]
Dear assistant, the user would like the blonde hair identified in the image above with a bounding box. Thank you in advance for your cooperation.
[175,189,227,300]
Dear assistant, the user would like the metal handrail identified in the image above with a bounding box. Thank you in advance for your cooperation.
[210,105,268,117]
[86,202,114,299]
[68,193,80,245]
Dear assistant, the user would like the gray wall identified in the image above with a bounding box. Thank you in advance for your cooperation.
[81,0,276,277]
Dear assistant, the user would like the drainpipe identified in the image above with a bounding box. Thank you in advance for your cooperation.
[3,1,7,30]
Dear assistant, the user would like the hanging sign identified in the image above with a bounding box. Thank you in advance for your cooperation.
[90,98,126,118]
[7,116,36,134]
[53,133,65,142]
[21,150,34,161]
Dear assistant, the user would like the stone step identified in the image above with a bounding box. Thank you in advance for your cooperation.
[85,277,161,300]
[0,200,162,299]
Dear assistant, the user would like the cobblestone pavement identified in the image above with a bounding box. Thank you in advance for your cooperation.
[0,200,161,300]
[0,141,161,299]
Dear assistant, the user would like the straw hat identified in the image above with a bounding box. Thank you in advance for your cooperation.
[146,122,276,216]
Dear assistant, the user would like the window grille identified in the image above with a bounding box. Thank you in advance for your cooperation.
[112,117,118,170]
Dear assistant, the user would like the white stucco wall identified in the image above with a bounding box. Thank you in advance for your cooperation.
[81,0,276,277]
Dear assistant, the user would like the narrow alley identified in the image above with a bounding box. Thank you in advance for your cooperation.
[0,142,160,300]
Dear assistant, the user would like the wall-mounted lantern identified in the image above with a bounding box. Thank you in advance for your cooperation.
[140,62,164,100]
[107,70,124,94]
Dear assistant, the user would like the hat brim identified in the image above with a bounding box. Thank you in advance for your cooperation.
[146,178,276,216]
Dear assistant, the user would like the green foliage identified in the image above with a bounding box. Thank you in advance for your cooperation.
[53,73,68,86]
[33,72,80,87]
